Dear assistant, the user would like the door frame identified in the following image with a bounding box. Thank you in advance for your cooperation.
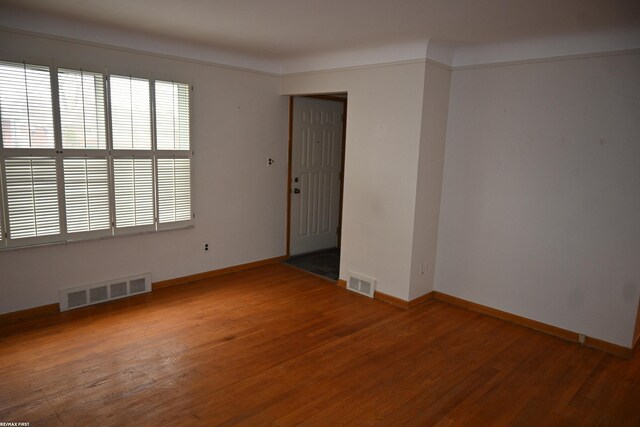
[286,94,347,257]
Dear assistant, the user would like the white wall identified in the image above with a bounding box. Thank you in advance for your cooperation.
[409,62,451,300]
[282,61,427,300]
[0,30,288,314]
[435,52,640,347]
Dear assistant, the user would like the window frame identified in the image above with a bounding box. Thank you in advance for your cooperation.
[57,64,113,241]
[153,77,194,231]
[0,58,194,251]
[108,72,156,235]
[0,58,65,248]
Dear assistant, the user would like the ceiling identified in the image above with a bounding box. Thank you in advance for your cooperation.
[2,0,639,60]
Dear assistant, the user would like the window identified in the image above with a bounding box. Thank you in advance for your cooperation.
[0,60,193,249]
[110,75,154,233]
[4,157,60,240]
[154,80,192,228]
[0,61,60,247]
[59,68,111,239]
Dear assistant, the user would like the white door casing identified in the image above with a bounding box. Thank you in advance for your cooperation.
[290,97,344,256]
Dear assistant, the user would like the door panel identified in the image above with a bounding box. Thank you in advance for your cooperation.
[290,97,344,256]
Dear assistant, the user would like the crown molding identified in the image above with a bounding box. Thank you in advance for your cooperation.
[1,7,639,76]
[0,8,283,75]
[452,27,640,68]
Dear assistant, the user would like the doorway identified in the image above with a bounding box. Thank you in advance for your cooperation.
[285,95,347,281]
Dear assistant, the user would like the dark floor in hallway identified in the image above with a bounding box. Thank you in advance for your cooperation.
[284,247,340,280]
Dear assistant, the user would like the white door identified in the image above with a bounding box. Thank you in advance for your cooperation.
[290,97,344,256]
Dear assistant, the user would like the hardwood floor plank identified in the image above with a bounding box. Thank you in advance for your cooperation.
[1,263,639,426]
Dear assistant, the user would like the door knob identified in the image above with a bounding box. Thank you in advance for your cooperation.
[293,188,300,194]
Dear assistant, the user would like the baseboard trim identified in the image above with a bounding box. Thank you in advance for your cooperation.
[583,336,632,360]
[4,267,632,359]
[374,291,410,309]
[433,291,577,342]
[1,256,288,326]
[336,279,434,310]
[337,279,409,308]
[409,291,435,309]
[433,291,632,359]
[336,282,632,358]
[152,255,288,290]
[0,303,60,326]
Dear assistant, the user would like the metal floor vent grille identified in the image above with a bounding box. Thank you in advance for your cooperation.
[347,272,376,298]
[59,273,152,311]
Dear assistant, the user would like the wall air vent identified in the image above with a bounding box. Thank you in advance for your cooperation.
[59,273,151,311]
[347,272,376,298]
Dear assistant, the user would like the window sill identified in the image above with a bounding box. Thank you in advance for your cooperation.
[0,224,195,253]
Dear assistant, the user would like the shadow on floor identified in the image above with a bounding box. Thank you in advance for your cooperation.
[284,248,340,281]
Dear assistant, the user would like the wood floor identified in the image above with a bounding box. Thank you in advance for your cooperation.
[1,264,639,426]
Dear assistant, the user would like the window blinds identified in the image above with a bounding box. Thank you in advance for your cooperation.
[58,68,111,237]
[113,158,154,229]
[58,68,107,150]
[154,80,192,226]
[63,158,110,234]
[4,157,60,239]
[0,61,193,249]
[109,74,155,232]
[0,61,55,149]
[0,62,60,243]
[157,158,191,223]
[110,75,151,150]
[155,81,190,150]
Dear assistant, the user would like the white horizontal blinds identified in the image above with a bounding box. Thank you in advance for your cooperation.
[58,67,111,236]
[0,61,60,244]
[113,158,154,229]
[58,68,106,149]
[157,158,191,223]
[63,158,110,234]
[154,80,192,227]
[155,81,190,150]
[0,61,55,149]
[110,75,151,150]
[0,62,194,250]
[110,74,155,232]
[4,157,60,239]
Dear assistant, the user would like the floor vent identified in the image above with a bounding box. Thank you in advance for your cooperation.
[347,272,376,298]
[59,273,151,311]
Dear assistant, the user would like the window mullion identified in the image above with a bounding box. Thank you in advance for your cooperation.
[51,61,68,240]
[0,148,8,247]
[106,73,116,234]
[150,78,159,230]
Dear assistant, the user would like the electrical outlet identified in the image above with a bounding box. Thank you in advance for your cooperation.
[420,262,428,275]
[204,243,209,251]
[578,334,586,345]
[267,157,275,166]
